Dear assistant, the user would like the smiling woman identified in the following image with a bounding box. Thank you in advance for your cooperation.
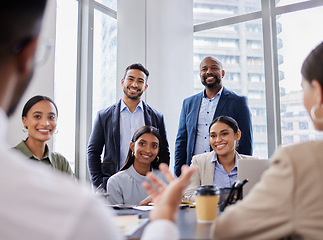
[106,125,166,206]
[182,116,258,202]
[14,95,73,176]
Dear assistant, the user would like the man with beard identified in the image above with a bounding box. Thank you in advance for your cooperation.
[87,63,170,190]
[174,56,252,176]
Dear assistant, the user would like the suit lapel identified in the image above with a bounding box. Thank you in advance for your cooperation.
[213,87,229,119]
[191,92,204,129]
[112,100,121,160]
[203,152,216,185]
[142,101,152,126]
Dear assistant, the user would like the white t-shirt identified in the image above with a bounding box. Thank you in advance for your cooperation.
[0,108,178,240]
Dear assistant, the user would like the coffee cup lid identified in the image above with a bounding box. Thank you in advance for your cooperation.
[194,185,220,196]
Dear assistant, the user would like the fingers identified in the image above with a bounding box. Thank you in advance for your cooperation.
[142,181,159,200]
[177,165,197,189]
[158,163,175,183]
[146,171,166,192]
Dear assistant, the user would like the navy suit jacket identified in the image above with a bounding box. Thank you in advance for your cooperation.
[174,87,253,176]
[87,99,170,189]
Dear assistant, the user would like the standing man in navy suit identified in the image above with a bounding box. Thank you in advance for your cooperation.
[174,56,252,176]
[87,63,170,190]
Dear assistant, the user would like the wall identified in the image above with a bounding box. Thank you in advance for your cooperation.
[117,0,194,168]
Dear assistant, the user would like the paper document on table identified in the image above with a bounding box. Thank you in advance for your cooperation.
[133,206,154,211]
[115,215,149,236]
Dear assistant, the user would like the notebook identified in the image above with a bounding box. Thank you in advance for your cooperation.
[237,159,270,197]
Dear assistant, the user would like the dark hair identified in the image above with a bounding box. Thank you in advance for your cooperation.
[22,95,58,118]
[301,42,323,89]
[0,0,47,61]
[120,126,161,171]
[209,116,239,134]
[123,63,150,82]
[209,116,240,151]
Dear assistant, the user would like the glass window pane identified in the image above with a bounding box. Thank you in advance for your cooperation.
[92,9,117,122]
[54,0,78,171]
[194,0,261,25]
[276,0,305,7]
[194,18,268,158]
[95,0,117,11]
[277,6,323,146]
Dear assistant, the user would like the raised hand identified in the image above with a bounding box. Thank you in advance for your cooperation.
[142,163,197,222]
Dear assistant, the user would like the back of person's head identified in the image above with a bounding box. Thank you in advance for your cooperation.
[209,115,239,134]
[0,0,47,63]
[123,63,150,82]
[22,95,58,118]
[120,125,161,171]
[301,42,323,89]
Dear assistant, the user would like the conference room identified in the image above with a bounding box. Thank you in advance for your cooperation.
[5,0,323,239]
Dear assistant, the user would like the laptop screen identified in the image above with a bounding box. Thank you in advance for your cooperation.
[237,159,270,197]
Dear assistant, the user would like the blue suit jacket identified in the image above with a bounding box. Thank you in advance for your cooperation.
[174,87,253,176]
[87,99,170,189]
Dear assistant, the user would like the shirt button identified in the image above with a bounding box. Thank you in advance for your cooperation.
[205,137,207,139]
[205,124,207,126]
[207,112,209,114]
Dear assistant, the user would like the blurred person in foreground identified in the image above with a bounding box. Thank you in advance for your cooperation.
[0,1,195,239]
[143,42,323,240]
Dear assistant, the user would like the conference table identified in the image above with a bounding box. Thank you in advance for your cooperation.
[114,207,213,240]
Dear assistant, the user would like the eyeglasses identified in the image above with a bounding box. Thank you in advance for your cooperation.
[12,37,53,66]
[34,39,52,66]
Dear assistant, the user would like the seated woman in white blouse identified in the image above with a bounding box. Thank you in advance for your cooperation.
[107,125,166,205]
[183,116,257,202]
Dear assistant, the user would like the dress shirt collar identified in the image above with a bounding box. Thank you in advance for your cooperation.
[211,151,239,171]
[120,100,143,113]
[17,140,52,163]
[203,86,223,100]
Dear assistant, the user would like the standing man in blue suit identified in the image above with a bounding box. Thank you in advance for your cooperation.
[174,56,253,176]
[87,63,170,190]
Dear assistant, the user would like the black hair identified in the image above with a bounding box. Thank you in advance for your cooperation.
[209,116,239,134]
[301,42,323,90]
[22,95,58,118]
[120,126,161,171]
[0,0,47,61]
[123,63,149,82]
[209,116,240,151]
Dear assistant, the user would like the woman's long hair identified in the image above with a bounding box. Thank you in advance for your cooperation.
[120,125,161,171]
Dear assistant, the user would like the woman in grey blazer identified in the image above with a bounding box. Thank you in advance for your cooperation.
[183,116,256,202]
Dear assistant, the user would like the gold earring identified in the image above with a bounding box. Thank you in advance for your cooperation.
[156,156,159,162]
[131,151,134,157]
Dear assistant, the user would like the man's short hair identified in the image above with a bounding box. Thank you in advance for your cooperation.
[0,0,47,61]
[123,63,150,82]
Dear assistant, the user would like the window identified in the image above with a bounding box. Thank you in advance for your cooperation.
[92,9,117,121]
[278,5,323,146]
[193,15,267,158]
[299,121,308,130]
[54,0,78,171]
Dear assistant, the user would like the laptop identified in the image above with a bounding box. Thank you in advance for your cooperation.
[237,159,270,197]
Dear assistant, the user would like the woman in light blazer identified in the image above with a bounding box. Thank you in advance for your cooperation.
[183,116,256,202]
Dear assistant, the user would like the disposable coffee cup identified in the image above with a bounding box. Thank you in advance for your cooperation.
[194,185,220,223]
